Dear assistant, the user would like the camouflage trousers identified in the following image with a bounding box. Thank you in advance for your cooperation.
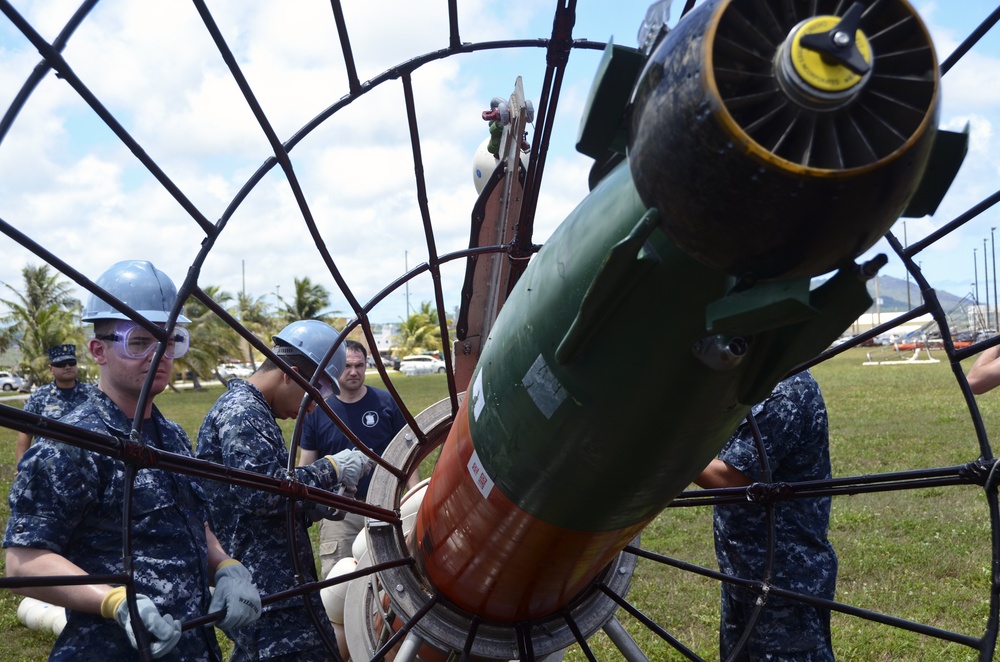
[720,588,834,661]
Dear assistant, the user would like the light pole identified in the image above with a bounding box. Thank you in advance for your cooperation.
[918,262,923,304]
[975,247,980,337]
[993,227,997,332]
[404,250,412,318]
[986,238,991,330]
[975,248,980,306]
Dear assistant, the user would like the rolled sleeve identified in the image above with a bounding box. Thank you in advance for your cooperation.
[4,442,95,552]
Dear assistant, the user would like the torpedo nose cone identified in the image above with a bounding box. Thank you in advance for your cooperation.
[628,0,940,281]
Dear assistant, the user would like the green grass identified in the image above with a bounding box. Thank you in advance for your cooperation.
[2,355,999,660]
[559,347,997,661]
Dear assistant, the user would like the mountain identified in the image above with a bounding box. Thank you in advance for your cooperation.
[863,274,964,313]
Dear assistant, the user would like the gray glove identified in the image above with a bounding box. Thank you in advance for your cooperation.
[107,590,182,658]
[209,560,262,630]
[327,449,373,491]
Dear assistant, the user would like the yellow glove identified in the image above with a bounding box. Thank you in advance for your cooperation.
[101,586,182,658]
[210,560,262,630]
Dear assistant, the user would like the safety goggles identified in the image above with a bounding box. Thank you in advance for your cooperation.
[51,360,77,368]
[96,322,190,360]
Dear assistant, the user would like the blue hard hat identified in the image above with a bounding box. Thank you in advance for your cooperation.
[81,260,190,323]
[272,320,345,394]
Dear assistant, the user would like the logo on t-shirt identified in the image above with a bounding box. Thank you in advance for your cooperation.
[362,411,379,428]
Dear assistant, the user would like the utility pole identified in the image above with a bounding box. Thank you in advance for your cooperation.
[404,250,412,318]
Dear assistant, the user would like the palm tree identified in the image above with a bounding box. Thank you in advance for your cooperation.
[173,285,243,390]
[278,277,338,324]
[235,291,279,370]
[395,301,444,354]
[0,265,84,387]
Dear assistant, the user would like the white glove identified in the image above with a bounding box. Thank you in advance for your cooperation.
[102,587,182,659]
[327,449,373,492]
[209,560,262,630]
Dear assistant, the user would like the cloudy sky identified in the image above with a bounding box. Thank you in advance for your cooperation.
[0,0,998,327]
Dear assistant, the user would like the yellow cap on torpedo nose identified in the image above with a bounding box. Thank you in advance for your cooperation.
[789,16,872,92]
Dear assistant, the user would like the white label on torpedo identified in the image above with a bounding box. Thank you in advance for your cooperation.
[467,448,494,498]
[473,369,485,421]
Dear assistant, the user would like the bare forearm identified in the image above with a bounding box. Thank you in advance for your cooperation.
[14,432,32,466]
[205,525,233,576]
[693,459,752,490]
[968,345,1000,394]
[5,547,113,614]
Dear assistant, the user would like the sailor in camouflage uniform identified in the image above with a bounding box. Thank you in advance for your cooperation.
[695,370,836,661]
[4,260,261,661]
[196,320,371,661]
[15,343,96,465]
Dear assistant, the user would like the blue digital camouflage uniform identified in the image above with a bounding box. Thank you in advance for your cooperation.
[21,380,96,424]
[714,370,837,661]
[4,389,222,661]
[196,378,342,661]
[301,385,406,573]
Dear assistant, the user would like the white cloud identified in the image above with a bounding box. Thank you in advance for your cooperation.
[1,0,1000,330]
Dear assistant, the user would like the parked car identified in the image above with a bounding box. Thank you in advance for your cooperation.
[830,335,854,348]
[216,363,254,380]
[373,353,401,370]
[0,371,25,392]
[398,355,446,376]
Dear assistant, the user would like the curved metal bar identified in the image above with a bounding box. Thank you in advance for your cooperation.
[0,1,216,235]
[596,585,702,661]
[1,1,1000,659]
[906,187,1000,257]
[940,5,1000,74]
[0,0,98,144]
[625,546,983,651]
[399,71,460,414]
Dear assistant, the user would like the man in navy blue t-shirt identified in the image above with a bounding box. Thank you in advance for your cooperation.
[300,340,417,577]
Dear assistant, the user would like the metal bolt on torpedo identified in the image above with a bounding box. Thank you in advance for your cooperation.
[353,0,968,658]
